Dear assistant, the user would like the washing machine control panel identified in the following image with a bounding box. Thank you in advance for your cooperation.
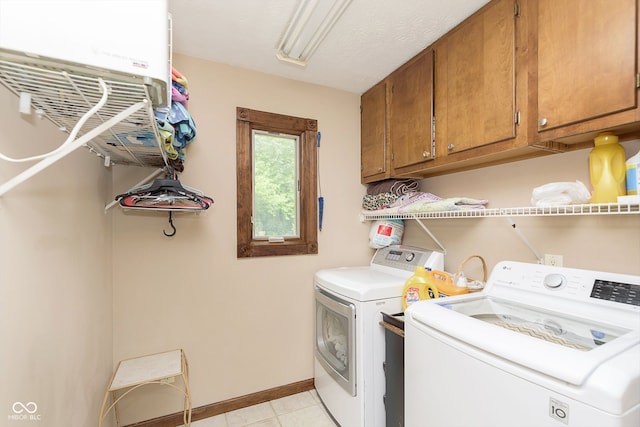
[543,274,566,289]
[491,261,640,309]
[371,245,444,273]
[590,279,640,306]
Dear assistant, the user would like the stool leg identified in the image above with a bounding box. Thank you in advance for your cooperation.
[181,351,192,426]
[182,374,192,426]
[98,389,110,427]
[113,390,121,427]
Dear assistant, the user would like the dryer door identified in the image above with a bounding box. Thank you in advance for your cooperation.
[315,287,356,396]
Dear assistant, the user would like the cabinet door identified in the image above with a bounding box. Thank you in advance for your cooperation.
[389,49,434,171]
[535,0,638,136]
[361,81,389,183]
[436,0,517,155]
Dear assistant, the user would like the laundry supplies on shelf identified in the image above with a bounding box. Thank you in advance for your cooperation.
[589,132,627,204]
[626,149,640,196]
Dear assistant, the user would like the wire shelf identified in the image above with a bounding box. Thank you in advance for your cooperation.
[0,57,167,168]
[360,202,640,221]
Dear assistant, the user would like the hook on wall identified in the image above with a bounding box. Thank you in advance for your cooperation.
[164,211,177,237]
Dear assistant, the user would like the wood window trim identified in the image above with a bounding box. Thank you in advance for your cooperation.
[236,107,318,258]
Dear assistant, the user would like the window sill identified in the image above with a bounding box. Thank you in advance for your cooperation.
[237,240,318,258]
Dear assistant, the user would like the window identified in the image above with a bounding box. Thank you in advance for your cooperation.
[236,107,318,257]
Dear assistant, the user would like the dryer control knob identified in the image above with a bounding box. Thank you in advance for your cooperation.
[405,252,415,262]
[543,274,565,289]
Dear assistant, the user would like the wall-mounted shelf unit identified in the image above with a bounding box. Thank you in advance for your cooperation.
[0,0,172,197]
[0,55,170,198]
[360,202,640,221]
[0,0,213,227]
[0,58,168,168]
[361,202,639,261]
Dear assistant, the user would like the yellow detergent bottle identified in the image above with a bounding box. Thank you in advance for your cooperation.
[430,270,468,297]
[402,266,440,311]
[589,132,627,203]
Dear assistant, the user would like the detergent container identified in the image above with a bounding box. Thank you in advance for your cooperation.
[402,266,439,311]
[626,149,640,196]
[433,270,469,297]
[589,132,626,203]
[368,219,404,249]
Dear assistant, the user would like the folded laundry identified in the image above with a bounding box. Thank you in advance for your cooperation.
[366,178,419,196]
[362,192,398,210]
[530,180,591,207]
[151,68,197,171]
[365,191,488,214]
[171,67,189,89]
[171,84,189,108]
[156,120,178,160]
[168,102,197,148]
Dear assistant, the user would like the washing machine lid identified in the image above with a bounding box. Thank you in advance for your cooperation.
[453,297,628,351]
[405,261,640,386]
[407,295,640,386]
[315,266,407,301]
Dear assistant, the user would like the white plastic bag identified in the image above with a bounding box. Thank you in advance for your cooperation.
[531,180,591,207]
[368,220,404,249]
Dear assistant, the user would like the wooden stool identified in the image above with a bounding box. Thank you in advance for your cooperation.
[98,349,191,426]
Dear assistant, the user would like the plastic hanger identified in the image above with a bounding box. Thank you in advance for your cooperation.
[115,169,214,212]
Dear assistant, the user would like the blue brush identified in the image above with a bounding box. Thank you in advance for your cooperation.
[317,132,324,231]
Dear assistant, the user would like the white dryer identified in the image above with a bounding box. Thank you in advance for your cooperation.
[405,261,640,427]
[314,245,444,427]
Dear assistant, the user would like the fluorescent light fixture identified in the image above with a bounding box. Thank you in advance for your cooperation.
[276,0,353,67]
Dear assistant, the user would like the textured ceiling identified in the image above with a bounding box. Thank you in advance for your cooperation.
[168,0,491,94]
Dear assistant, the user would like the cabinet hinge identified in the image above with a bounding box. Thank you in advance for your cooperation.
[514,1,520,17]
[514,110,521,125]
[636,73,640,89]
[432,116,436,138]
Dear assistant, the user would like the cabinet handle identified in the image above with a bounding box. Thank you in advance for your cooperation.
[539,117,548,127]
[447,144,455,151]
[422,151,430,158]
[377,167,383,172]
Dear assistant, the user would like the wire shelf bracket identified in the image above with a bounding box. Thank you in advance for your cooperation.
[410,215,447,255]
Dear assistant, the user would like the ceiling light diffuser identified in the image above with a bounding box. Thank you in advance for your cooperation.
[276,0,353,67]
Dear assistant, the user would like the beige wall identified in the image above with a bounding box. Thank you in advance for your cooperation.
[0,86,114,425]
[110,54,370,424]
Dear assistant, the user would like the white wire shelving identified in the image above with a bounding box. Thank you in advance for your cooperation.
[361,202,639,260]
[0,53,172,197]
[360,202,640,221]
[0,58,168,168]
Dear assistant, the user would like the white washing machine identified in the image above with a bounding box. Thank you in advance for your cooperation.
[405,261,640,427]
[314,245,444,427]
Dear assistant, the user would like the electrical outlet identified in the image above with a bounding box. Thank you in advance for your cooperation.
[544,254,563,267]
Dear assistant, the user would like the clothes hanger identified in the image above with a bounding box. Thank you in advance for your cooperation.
[115,168,214,237]
[115,168,213,212]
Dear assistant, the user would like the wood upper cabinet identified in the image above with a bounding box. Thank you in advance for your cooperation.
[434,0,519,157]
[531,0,640,145]
[389,49,434,173]
[361,80,389,183]
[359,0,640,182]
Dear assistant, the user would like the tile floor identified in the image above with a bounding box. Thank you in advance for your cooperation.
[181,390,338,427]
